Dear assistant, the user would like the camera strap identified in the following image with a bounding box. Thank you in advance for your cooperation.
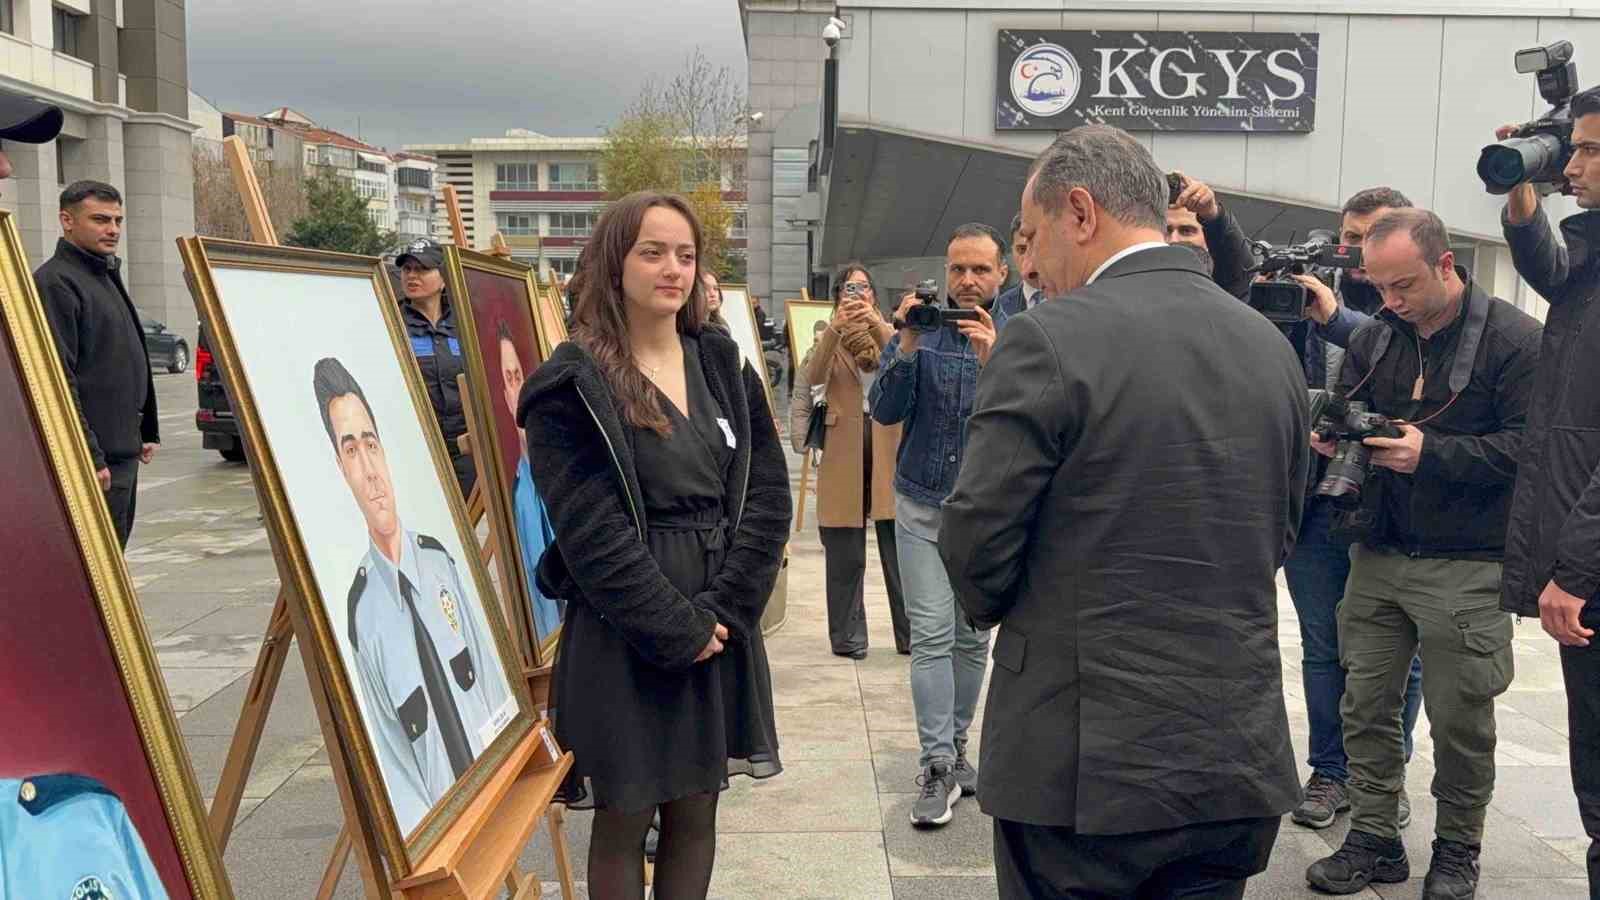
[1354,279,1487,426]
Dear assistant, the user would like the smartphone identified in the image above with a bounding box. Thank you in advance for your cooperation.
[1167,172,1186,206]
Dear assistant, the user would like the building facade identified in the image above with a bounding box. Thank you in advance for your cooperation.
[742,0,1600,319]
[0,0,196,339]
[406,130,748,279]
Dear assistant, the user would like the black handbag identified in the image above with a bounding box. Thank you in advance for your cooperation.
[804,398,829,451]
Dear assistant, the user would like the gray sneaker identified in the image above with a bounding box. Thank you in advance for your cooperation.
[1398,790,1413,829]
[1292,773,1350,829]
[953,751,978,797]
[910,763,960,828]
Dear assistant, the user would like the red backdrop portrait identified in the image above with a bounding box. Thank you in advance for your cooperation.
[0,329,192,897]
[462,266,545,483]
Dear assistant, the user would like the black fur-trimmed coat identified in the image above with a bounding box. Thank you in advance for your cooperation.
[516,330,791,671]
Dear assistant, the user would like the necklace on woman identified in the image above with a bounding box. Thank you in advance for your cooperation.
[637,358,661,378]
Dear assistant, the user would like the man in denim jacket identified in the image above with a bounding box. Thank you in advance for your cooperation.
[870,222,1013,828]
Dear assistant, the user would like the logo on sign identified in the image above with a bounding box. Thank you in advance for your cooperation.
[1010,43,1081,117]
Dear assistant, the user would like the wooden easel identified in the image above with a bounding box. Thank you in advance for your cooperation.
[794,450,816,533]
[204,136,576,899]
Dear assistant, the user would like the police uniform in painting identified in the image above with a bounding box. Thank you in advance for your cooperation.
[0,774,166,899]
[347,529,514,832]
[512,455,563,641]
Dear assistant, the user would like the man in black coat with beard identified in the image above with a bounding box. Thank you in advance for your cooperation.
[940,123,1310,899]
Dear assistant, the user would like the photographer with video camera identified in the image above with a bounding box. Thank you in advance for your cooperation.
[1304,209,1540,899]
[869,222,1013,829]
[1165,171,1255,299]
[1252,188,1431,835]
[1493,55,1600,887]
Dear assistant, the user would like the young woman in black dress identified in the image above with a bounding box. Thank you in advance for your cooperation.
[517,191,790,899]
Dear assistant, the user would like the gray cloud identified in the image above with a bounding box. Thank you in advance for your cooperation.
[187,0,749,151]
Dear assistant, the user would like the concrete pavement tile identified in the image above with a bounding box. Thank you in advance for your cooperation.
[517,806,591,888]
[177,652,317,737]
[1500,689,1572,737]
[877,793,994,877]
[891,876,998,899]
[1510,636,1572,693]
[155,631,265,668]
[764,628,858,669]
[771,662,861,707]
[860,681,918,731]
[179,734,234,799]
[175,599,278,635]
[230,765,346,843]
[719,760,881,833]
[1494,707,1573,766]
[774,705,871,760]
[855,650,915,685]
[871,730,984,795]
[709,831,893,899]
[1245,830,1379,898]
[136,589,235,638]
[223,837,367,900]
[1542,837,1594,869]
[1489,766,1587,839]
[162,666,249,712]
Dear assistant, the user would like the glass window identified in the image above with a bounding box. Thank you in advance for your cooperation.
[548,211,598,237]
[0,1,15,35]
[548,163,600,192]
[551,257,580,276]
[52,7,83,58]
[396,167,432,190]
[496,212,537,235]
[730,210,748,238]
[357,157,387,174]
[679,158,720,188]
[495,163,536,191]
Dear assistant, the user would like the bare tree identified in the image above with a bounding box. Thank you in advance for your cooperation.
[191,143,310,241]
[662,48,748,188]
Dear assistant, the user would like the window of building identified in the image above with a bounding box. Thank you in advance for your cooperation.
[2,1,17,36]
[730,210,748,239]
[495,163,536,191]
[55,140,66,185]
[496,212,537,235]
[548,162,600,192]
[396,167,432,190]
[357,157,387,174]
[53,7,84,58]
[679,157,721,189]
[549,211,598,237]
[550,257,580,276]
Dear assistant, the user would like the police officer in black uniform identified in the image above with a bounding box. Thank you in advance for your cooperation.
[394,239,473,498]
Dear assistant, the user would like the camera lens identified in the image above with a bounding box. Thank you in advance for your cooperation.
[1315,441,1371,509]
[1478,134,1566,194]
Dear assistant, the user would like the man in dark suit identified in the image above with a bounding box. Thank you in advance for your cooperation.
[939,123,1311,899]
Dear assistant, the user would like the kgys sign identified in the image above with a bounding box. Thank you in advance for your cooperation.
[997,29,1319,133]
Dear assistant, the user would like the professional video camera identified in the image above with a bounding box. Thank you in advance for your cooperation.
[893,279,980,334]
[1478,40,1579,195]
[1246,232,1362,325]
[1308,389,1403,509]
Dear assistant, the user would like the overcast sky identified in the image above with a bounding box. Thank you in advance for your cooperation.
[187,0,749,151]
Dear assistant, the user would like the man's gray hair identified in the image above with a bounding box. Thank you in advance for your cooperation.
[1028,125,1166,230]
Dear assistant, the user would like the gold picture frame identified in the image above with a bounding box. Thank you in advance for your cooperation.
[176,236,536,876]
[785,299,834,380]
[718,283,775,413]
[533,278,569,359]
[443,248,563,668]
[0,212,234,898]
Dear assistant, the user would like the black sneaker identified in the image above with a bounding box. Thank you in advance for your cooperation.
[1422,839,1480,899]
[1292,773,1351,829]
[953,750,977,797]
[910,763,960,828]
[1307,829,1410,894]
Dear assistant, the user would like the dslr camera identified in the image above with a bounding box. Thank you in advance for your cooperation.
[1478,40,1579,194]
[894,279,980,334]
[1309,389,1403,509]
[1246,232,1362,325]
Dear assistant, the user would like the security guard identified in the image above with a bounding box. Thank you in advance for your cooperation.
[395,239,474,498]
[312,357,514,834]
[0,774,166,899]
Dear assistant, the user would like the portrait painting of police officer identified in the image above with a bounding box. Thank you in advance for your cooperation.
[1,211,232,899]
[180,240,530,862]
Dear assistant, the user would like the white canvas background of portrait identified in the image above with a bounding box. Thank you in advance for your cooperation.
[208,266,514,816]
[718,287,760,367]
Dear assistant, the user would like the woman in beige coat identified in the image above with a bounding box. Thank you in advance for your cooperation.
[791,263,908,658]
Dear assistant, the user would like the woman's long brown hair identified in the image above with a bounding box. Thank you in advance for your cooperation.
[570,191,707,435]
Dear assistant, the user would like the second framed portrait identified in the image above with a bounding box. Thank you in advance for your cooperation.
[444,248,565,667]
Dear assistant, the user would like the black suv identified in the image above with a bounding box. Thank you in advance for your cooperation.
[141,315,189,374]
[194,323,245,462]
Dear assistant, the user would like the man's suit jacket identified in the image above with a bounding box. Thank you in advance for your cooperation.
[939,244,1310,834]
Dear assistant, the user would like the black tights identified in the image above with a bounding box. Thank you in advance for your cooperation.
[588,791,720,900]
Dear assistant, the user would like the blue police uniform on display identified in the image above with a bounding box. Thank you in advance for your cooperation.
[347,529,515,833]
[511,456,563,642]
[0,774,166,899]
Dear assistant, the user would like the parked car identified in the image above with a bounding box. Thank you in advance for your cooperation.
[194,323,245,462]
[141,315,189,374]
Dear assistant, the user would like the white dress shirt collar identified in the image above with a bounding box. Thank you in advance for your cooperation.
[1086,241,1168,286]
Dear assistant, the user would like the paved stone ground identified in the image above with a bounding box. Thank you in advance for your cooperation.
[131,373,1590,898]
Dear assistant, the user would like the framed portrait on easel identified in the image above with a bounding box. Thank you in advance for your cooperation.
[0,211,235,899]
[717,283,774,413]
[177,236,537,875]
[443,248,564,667]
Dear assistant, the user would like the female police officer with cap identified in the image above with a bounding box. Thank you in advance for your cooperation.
[395,238,475,498]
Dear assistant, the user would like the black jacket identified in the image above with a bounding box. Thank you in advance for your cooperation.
[1502,207,1600,615]
[402,297,468,457]
[939,245,1308,833]
[1335,271,1540,559]
[1203,202,1255,300]
[516,331,791,670]
[35,239,157,468]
